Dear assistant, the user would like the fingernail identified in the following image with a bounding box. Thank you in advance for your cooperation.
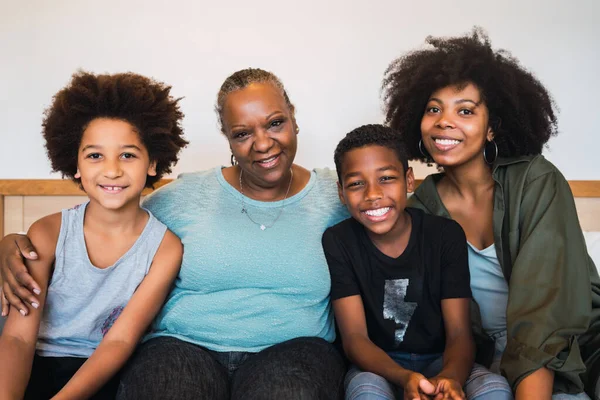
[33,288,41,295]
[32,302,39,309]
[30,252,38,258]
[1,311,6,317]
[19,309,26,316]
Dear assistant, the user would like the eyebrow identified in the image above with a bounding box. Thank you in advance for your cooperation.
[229,111,285,130]
[429,97,482,106]
[377,165,401,172]
[81,144,142,152]
[342,165,401,180]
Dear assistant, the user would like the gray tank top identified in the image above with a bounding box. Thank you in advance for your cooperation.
[36,202,167,357]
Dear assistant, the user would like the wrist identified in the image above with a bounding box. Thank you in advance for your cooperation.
[393,367,414,387]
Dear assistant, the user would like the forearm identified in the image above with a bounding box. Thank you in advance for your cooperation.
[0,335,36,399]
[52,339,136,400]
[344,334,412,386]
[515,367,554,400]
[437,335,475,385]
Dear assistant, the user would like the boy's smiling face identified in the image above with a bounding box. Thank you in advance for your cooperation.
[338,144,414,239]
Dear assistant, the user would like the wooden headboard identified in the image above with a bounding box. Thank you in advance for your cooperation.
[2,179,600,236]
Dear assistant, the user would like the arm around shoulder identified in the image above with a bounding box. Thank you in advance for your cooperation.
[0,213,60,399]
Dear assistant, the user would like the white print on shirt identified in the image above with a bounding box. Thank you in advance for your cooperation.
[383,279,417,345]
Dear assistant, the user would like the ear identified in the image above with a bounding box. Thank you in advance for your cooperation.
[147,160,157,177]
[487,126,494,142]
[405,166,415,194]
[74,169,81,179]
[337,181,346,205]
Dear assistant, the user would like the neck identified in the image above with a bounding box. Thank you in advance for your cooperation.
[239,166,294,202]
[85,198,147,235]
[442,157,494,199]
[367,210,412,258]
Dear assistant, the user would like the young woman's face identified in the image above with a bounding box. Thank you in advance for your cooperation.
[76,118,156,210]
[420,83,493,168]
[221,82,298,189]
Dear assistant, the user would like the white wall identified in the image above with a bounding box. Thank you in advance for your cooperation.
[1,0,598,179]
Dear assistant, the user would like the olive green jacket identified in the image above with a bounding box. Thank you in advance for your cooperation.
[408,155,600,394]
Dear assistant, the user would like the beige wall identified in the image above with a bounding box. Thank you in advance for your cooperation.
[2,1,599,181]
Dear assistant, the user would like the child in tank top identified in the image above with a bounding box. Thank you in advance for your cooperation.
[0,71,187,399]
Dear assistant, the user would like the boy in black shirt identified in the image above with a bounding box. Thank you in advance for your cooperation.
[323,125,493,400]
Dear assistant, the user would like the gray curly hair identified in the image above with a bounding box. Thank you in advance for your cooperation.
[215,68,295,133]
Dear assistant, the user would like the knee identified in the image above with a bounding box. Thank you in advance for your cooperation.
[117,337,228,400]
[465,365,513,400]
[345,372,395,400]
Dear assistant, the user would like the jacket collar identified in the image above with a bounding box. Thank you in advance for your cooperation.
[491,155,535,175]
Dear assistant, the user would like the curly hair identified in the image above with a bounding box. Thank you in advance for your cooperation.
[215,68,294,133]
[334,124,409,182]
[43,70,188,187]
[382,27,558,161]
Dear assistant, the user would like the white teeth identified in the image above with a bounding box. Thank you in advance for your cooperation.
[102,186,122,191]
[435,138,461,145]
[364,207,390,217]
[259,156,277,163]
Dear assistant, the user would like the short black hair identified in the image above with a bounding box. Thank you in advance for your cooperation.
[334,124,409,182]
[43,70,188,188]
[382,27,558,161]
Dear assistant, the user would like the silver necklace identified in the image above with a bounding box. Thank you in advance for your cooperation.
[239,168,294,231]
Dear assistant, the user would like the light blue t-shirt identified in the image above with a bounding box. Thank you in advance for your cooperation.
[37,202,167,357]
[467,242,509,335]
[143,167,349,352]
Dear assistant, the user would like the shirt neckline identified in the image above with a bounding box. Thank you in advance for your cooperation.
[215,166,317,208]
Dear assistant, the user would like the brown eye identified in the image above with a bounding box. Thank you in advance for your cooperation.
[269,119,284,128]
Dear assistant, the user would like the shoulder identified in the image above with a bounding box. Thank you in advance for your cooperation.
[495,156,573,212]
[142,168,218,212]
[325,217,357,236]
[409,173,446,216]
[152,229,183,269]
[28,212,62,257]
[322,218,360,245]
[304,168,350,224]
[495,155,565,187]
[312,168,339,195]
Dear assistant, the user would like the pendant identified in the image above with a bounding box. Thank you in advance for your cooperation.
[260,224,266,231]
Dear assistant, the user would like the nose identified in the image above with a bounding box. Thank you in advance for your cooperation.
[435,110,455,129]
[252,129,274,153]
[103,158,123,178]
[365,182,383,202]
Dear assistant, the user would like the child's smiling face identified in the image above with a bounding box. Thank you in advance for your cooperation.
[338,144,414,239]
[76,118,156,210]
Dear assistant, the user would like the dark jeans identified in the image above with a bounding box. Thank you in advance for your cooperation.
[116,336,345,400]
[24,354,119,400]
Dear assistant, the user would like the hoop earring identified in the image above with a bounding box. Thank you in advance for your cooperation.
[418,139,431,161]
[483,140,498,164]
[230,154,238,166]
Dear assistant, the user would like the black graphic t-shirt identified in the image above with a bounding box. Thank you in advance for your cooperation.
[322,207,471,354]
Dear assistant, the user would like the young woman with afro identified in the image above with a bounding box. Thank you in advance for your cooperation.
[383,28,600,400]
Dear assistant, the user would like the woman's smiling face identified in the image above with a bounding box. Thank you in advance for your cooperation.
[221,82,298,189]
[420,82,493,168]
